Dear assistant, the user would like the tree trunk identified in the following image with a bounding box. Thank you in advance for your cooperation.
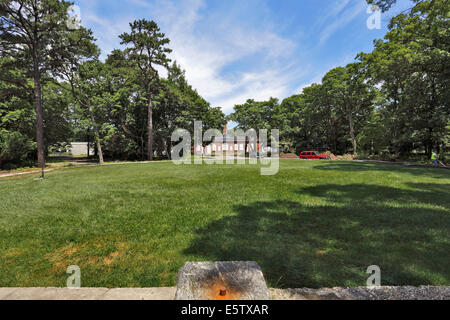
[165,137,171,160]
[147,96,153,161]
[33,53,45,178]
[162,136,169,160]
[348,111,357,155]
[426,127,433,159]
[87,133,90,157]
[88,104,104,165]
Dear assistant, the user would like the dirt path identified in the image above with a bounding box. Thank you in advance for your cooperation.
[0,169,54,178]
[0,160,175,179]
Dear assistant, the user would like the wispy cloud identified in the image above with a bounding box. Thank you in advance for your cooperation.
[142,0,299,112]
[74,0,382,114]
[315,0,352,28]
[319,0,366,44]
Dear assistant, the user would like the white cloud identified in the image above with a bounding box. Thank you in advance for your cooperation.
[214,68,298,113]
[78,3,131,58]
[315,0,352,28]
[74,0,370,115]
[319,1,366,44]
[125,0,298,113]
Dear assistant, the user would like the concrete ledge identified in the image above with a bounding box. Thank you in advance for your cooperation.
[1,287,175,300]
[1,286,448,300]
[0,288,18,300]
[102,288,175,300]
[270,286,450,300]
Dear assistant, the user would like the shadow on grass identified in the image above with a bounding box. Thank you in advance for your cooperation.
[184,183,450,288]
[312,161,450,178]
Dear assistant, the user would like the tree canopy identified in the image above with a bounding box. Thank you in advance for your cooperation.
[230,0,449,158]
[0,0,448,169]
[0,2,226,168]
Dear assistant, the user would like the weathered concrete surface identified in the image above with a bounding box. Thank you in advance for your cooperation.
[102,288,175,300]
[1,286,448,300]
[3,288,109,300]
[0,288,18,299]
[175,261,270,300]
[270,286,450,300]
[53,288,110,300]
[0,287,175,300]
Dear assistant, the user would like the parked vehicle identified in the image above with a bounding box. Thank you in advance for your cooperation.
[299,151,331,160]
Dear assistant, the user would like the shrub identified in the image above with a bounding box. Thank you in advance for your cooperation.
[0,130,35,170]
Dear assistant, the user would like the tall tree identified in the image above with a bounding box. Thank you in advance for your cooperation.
[229,98,283,132]
[322,63,375,155]
[0,0,95,177]
[105,49,149,160]
[119,19,172,161]
[285,84,341,154]
[64,61,116,164]
[153,62,227,159]
[360,0,449,157]
[0,58,35,169]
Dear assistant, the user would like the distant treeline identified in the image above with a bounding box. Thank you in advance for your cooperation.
[0,1,226,170]
[0,0,448,170]
[229,0,449,160]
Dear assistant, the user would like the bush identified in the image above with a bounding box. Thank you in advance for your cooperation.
[0,130,35,170]
[48,142,71,155]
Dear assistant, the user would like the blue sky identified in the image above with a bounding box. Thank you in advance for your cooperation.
[73,0,414,114]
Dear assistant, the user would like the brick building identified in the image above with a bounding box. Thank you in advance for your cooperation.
[194,126,260,154]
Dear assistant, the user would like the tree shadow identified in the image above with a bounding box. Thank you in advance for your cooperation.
[313,161,450,178]
[184,183,450,288]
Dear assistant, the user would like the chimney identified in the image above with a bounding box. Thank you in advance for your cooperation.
[223,124,227,135]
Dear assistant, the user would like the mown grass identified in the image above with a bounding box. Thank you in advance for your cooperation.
[0,160,449,288]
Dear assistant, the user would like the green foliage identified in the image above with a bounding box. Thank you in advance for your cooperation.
[119,19,172,160]
[0,0,99,171]
[366,0,424,13]
[42,82,75,148]
[0,130,35,169]
[229,98,283,132]
[0,0,447,167]
[231,0,448,159]
[359,0,450,157]
[366,0,398,12]
[321,63,376,154]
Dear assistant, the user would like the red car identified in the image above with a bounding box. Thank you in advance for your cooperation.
[299,151,331,160]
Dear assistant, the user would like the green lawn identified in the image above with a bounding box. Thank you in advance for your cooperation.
[0,160,449,288]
